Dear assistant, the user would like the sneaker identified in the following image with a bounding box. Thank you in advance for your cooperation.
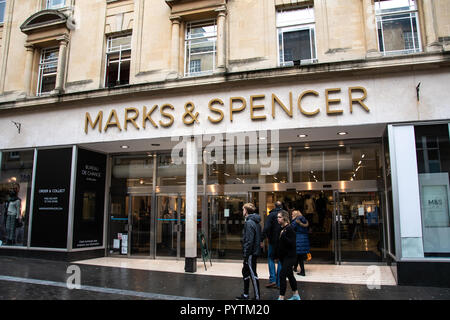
[297,271,305,276]
[235,294,249,300]
[288,294,301,300]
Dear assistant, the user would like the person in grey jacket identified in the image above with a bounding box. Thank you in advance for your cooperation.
[236,202,262,300]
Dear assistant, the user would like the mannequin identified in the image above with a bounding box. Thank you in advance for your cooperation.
[5,189,21,245]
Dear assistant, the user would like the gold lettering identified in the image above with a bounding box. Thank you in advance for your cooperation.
[183,102,199,125]
[348,86,370,113]
[250,94,266,120]
[230,97,246,122]
[85,111,103,134]
[298,90,320,116]
[143,105,158,129]
[272,93,293,118]
[159,104,175,127]
[208,98,224,123]
[104,109,122,132]
[326,88,343,115]
[125,107,140,130]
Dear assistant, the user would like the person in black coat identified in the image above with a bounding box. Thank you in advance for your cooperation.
[236,203,262,300]
[275,210,301,300]
[261,201,283,288]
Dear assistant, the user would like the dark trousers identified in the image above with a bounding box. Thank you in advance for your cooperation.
[280,257,297,296]
[294,254,307,273]
[242,255,260,300]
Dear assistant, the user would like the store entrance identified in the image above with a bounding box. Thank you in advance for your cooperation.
[208,193,249,260]
[155,194,203,258]
[268,191,335,263]
[268,190,384,264]
[156,194,185,258]
[334,191,383,263]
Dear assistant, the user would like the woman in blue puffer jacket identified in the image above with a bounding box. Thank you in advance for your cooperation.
[291,210,310,276]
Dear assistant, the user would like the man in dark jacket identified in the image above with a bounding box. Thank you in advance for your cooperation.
[261,201,283,288]
[236,203,261,300]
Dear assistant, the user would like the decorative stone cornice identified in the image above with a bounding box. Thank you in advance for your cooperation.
[20,10,68,34]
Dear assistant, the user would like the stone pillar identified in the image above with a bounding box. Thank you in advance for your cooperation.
[288,146,293,183]
[53,36,69,94]
[362,0,381,57]
[422,0,441,52]
[23,44,35,96]
[216,7,227,72]
[185,136,199,272]
[169,15,181,79]
[202,150,208,237]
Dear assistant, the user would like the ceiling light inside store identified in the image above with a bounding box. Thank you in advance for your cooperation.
[337,131,348,136]
[298,134,308,138]
[120,145,129,149]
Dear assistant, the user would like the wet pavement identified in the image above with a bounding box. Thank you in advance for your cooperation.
[1,256,449,302]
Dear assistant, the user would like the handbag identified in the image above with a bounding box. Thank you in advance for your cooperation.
[306,252,312,262]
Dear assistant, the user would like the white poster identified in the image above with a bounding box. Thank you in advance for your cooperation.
[421,185,450,227]
[121,234,128,254]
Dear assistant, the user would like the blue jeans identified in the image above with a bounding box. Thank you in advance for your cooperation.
[268,244,281,286]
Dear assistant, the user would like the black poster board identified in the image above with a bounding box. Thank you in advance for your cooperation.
[31,148,72,248]
[72,148,106,248]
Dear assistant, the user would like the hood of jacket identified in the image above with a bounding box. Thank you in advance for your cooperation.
[246,213,261,224]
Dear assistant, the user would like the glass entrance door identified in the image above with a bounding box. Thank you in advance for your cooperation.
[208,194,249,260]
[266,191,335,263]
[156,194,203,258]
[156,194,184,257]
[129,195,152,256]
[334,191,383,263]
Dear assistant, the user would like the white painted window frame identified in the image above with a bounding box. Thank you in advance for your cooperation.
[37,47,59,96]
[276,7,317,67]
[184,19,217,77]
[104,33,132,87]
[375,0,422,55]
[46,0,66,10]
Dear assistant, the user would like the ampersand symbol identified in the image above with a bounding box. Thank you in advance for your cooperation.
[183,102,199,125]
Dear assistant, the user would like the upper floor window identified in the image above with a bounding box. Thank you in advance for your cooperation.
[277,6,317,66]
[185,20,217,76]
[0,0,6,24]
[376,0,421,55]
[105,33,131,87]
[46,0,66,9]
[37,48,58,96]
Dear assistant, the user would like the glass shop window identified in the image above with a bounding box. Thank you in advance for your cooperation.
[415,124,450,257]
[0,150,35,247]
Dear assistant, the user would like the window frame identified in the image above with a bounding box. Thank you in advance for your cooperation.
[46,0,66,10]
[104,33,132,88]
[276,6,317,67]
[375,0,422,55]
[0,0,6,24]
[37,47,59,96]
[184,19,217,77]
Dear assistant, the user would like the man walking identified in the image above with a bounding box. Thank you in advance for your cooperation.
[261,201,283,288]
[236,203,262,300]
